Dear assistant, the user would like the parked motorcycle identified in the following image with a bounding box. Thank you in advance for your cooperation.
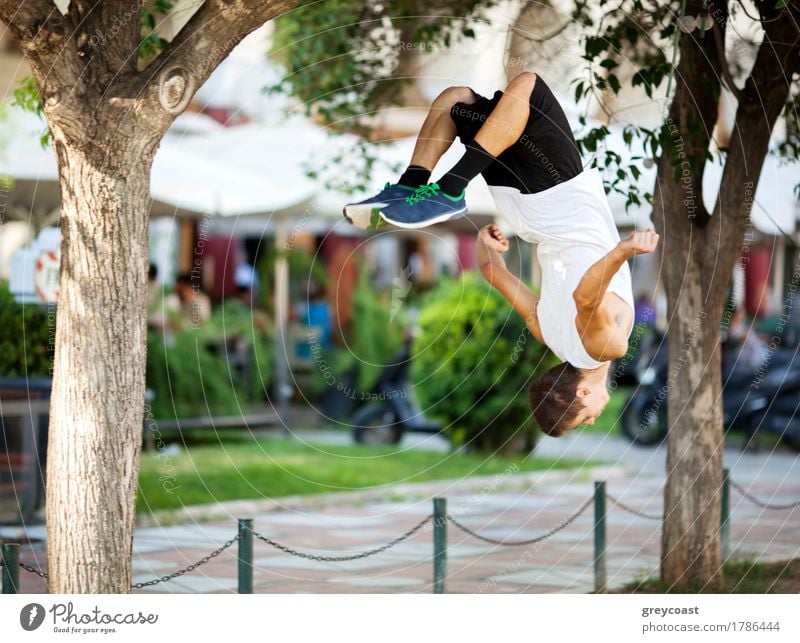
[350,340,442,445]
[619,330,800,451]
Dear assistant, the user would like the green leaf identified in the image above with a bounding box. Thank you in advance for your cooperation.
[608,73,621,94]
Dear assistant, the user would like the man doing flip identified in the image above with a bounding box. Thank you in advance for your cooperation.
[344,72,659,436]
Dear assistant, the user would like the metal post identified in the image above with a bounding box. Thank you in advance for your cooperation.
[720,469,730,563]
[2,543,19,594]
[274,212,291,434]
[238,519,253,594]
[594,481,607,593]
[433,498,447,594]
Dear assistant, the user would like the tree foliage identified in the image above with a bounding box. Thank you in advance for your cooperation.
[568,0,799,206]
[269,0,499,131]
[267,0,500,189]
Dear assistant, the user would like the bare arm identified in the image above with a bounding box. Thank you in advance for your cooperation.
[574,229,659,360]
[476,225,544,343]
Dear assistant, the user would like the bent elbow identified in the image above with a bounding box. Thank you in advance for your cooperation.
[607,339,629,361]
[572,290,595,311]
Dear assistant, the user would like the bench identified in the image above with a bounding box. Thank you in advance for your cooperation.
[143,411,280,450]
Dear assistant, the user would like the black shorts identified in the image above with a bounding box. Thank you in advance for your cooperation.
[449,76,583,194]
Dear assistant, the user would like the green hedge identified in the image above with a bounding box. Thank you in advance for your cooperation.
[0,282,274,418]
[410,272,557,455]
[146,299,274,419]
[0,281,54,377]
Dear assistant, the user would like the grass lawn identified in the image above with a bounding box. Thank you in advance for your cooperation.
[137,436,591,513]
[621,559,800,593]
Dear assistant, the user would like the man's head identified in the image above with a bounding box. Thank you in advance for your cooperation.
[175,273,193,299]
[529,362,611,437]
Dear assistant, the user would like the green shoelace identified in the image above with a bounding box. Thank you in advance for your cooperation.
[404,183,440,205]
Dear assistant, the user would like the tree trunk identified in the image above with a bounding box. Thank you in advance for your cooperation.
[654,0,800,589]
[46,123,157,593]
[0,0,299,596]
[651,0,726,590]
[660,260,724,588]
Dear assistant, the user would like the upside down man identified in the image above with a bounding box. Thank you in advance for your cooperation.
[344,72,659,435]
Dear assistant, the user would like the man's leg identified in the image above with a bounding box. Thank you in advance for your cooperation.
[379,73,537,229]
[343,85,476,228]
[438,72,536,196]
[404,85,476,174]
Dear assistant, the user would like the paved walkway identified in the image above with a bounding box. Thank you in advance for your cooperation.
[5,434,799,594]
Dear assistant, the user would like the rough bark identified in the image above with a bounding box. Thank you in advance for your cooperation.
[654,0,800,589]
[0,0,300,592]
[46,123,158,593]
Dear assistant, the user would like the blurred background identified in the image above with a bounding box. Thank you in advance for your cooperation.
[1,1,798,526]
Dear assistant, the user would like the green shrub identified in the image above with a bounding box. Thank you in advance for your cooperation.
[193,299,274,400]
[350,269,405,392]
[410,272,557,455]
[0,281,54,377]
[146,299,274,419]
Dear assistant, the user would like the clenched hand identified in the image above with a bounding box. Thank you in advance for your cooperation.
[617,229,659,257]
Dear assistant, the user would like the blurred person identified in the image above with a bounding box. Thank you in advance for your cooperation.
[233,262,259,306]
[727,306,769,369]
[147,263,175,332]
[174,272,211,328]
[634,293,655,328]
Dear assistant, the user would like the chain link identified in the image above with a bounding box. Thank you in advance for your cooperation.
[251,514,433,562]
[730,479,800,511]
[446,495,594,546]
[606,493,662,520]
[19,560,49,579]
[131,535,239,589]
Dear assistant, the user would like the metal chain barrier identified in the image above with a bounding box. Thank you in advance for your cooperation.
[131,535,240,589]
[446,495,594,546]
[14,535,241,589]
[19,560,48,579]
[251,514,433,562]
[606,493,662,520]
[730,479,800,511]
[7,477,796,594]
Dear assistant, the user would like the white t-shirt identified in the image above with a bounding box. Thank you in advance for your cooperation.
[488,168,634,369]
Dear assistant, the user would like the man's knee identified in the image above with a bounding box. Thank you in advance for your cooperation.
[505,71,537,96]
[433,85,475,109]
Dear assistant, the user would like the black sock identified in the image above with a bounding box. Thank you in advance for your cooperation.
[437,141,496,197]
[397,165,431,188]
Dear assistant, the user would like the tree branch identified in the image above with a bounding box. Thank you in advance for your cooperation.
[0,0,56,32]
[68,0,141,76]
[706,0,800,306]
[709,2,744,101]
[0,0,83,99]
[141,0,301,115]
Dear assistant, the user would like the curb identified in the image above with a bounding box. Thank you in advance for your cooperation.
[136,463,632,527]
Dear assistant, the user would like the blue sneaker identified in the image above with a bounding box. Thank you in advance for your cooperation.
[379,183,467,229]
[343,183,416,229]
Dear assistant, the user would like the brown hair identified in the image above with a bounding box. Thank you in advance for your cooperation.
[528,362,585,437]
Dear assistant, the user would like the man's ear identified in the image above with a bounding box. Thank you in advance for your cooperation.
[575,385,591,398]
